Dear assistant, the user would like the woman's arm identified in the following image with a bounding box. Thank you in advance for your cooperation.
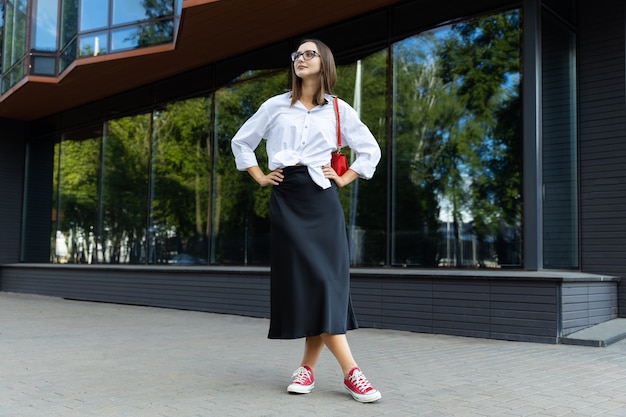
[322,166,359,188]
[247,166,284,187]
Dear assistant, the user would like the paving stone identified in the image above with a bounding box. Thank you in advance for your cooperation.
[2,292,626,417]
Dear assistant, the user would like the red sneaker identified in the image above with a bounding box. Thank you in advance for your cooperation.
[287,365,315,394]
[344,367,382,402]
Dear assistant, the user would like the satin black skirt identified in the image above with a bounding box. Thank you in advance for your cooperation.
[267,166,358,339]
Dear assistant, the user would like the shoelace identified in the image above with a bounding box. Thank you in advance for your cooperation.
[348,369,374,392]
[291,367,311,384]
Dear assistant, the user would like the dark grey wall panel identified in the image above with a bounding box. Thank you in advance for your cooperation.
[578,0,626,281]
[489,281,558,343]
[432,280,491,339]
[0,119,26,264]
[381,279,433,333]
[0,266,272,317]
[562,282,618,335]
[2,266,619,344]
[20,137,55,262]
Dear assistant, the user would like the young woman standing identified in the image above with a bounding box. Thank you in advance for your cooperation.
[231,39,382,403]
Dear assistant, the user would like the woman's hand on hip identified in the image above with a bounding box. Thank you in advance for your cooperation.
[260,168,284,187]
[323,165,358,188]
[247,166,283,187]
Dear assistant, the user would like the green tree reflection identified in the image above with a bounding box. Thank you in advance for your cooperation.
[393,10,521,267]
[133,0,175,47]
[102,114,151,263]
[51,9,522,267]
[151,98,212,263]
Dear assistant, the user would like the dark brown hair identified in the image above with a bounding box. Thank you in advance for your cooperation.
[290,39,337,106]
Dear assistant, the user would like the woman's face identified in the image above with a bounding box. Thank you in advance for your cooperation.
[293,41,322,80]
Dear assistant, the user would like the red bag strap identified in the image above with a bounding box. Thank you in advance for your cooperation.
[333,96,341,149]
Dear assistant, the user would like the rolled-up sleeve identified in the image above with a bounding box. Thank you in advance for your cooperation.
[231,104,269,170]
[340,102,381,179]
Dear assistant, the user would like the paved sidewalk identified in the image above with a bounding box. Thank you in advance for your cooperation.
[2,292,626,417]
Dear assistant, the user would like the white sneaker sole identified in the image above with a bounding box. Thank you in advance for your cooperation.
[287,382,315,394]
[344,385,382,403]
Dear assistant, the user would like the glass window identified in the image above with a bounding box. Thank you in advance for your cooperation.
[60,0,78,49]
[150,98,212,265]
[52,128,101,264]
[212,70,288,265]
[59,0,78,71]
[112,0,173,25]
[80,0,108,31]
[391,10,522,268]
[100,114,151,264]
[112,0,147,24]
[110,26,139,51]
[59,37,77,72]
[110,19,174,51]
[34,0,59,51]
[2,0,28,91]
[78,31,107,57]
[335,52,388,266]
[542,10,578,269]
[44,7,525,270]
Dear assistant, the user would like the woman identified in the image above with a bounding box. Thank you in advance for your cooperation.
[231,39,382,403]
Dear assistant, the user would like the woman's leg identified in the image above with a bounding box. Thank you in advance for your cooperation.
[321,333,381,402]
[300,335,325,372]
[320,333,358,377]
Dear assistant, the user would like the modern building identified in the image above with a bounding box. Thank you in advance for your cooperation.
[0,0,624,344]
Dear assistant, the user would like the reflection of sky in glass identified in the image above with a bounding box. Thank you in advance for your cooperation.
[111,27,138,51]
[113,0,148,25]
[34,0,59,50]
[80,0,108,31]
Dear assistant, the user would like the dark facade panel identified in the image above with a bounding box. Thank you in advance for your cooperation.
[153,65,215,105]
[351,278,384,329]
[2,267,619,344]
[101,86,155,119]
[309,10,389,64]
[0,267,271,317]
[0,119,26,264]
[21,138,55,262]
[579,0,626,280]
[562,282,618,335]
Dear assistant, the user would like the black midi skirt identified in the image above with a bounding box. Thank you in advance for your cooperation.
[267,165,358,339]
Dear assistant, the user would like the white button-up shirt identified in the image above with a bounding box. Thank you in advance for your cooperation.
[231,92,381,189]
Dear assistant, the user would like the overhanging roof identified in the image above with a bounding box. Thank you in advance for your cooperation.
[0,0,402,121]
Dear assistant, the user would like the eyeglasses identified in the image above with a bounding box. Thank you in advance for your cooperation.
[291,50,320,62]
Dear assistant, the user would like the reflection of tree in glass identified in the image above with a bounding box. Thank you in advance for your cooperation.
[335,51,388,266]
[103,115,152,263]
[55,139,100,264]
[151,98,212,262]
[60,0,78,49]
[438,10,522,267]
[128,0,175,48]
[394,10,521,267]
[394,33,450,266]
[212,70,289,265]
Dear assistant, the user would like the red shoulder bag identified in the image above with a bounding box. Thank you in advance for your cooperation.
[330,97,348,176]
